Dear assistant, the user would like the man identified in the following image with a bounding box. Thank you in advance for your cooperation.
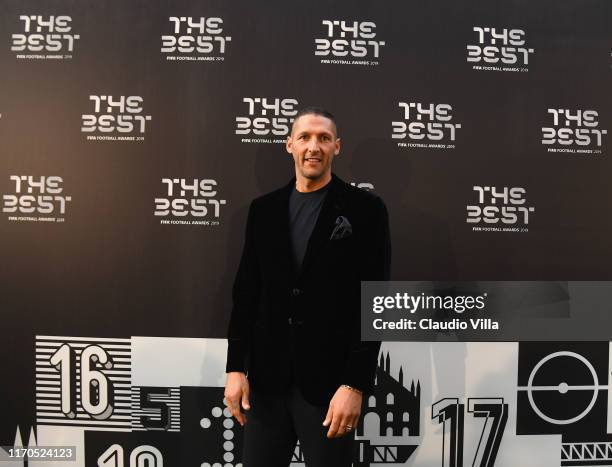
[224,107,390,466]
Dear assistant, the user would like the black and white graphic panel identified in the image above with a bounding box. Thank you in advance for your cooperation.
[35,336,131,430]
[517,342,612,467]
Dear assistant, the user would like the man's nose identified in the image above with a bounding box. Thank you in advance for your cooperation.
[307,138,320,153]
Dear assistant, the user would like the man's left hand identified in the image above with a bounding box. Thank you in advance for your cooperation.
[322,385,362,438]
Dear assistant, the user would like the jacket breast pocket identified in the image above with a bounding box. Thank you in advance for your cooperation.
[326,236,356,269]
[328,234,354,253]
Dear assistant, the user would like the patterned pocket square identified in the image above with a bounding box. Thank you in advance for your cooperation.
[330,216,352,240]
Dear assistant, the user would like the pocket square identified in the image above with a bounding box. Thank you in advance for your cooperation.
[330,216,352,240]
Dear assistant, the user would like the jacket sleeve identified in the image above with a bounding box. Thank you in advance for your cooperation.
[341,196,390,394]
[225,201,260,373]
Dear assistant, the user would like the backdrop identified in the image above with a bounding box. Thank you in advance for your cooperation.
[1,0,611,465]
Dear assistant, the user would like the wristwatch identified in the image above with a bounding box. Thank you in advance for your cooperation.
[341,384,363,394]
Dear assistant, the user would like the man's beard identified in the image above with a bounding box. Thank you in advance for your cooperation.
[300,160,330,180]
[301,167,327,180]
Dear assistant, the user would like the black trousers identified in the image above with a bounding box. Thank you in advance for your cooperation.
[241,382,354,467]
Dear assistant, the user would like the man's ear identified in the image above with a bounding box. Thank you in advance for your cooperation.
[286,136,293,154]
[334,137,341,156]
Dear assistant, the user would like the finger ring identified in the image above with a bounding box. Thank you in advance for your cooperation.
[345,425,353,431]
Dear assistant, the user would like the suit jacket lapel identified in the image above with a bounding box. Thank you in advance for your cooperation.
[298,174,344,280]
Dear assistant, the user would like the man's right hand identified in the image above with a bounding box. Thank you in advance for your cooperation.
[224,371,250,426]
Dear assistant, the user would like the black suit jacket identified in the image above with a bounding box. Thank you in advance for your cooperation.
[226,173,391,407]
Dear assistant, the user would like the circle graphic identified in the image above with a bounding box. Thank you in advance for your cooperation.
[526,351,600,425]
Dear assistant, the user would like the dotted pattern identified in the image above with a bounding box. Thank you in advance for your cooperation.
[198,398,243,467]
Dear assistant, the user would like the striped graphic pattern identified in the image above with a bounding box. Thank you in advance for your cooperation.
[131,386,181,432]
[35,335,132,430]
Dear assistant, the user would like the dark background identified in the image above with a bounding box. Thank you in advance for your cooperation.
[0,0,610,457]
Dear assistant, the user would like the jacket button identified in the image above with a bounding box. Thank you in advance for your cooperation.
[292,288,303,296]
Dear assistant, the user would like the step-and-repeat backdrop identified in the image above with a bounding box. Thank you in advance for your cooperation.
[1,0,610,465]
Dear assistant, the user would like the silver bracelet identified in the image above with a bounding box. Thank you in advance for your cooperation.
[341,384,363,395]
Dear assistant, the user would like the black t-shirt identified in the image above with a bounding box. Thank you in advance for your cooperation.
[288,182,330,271]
